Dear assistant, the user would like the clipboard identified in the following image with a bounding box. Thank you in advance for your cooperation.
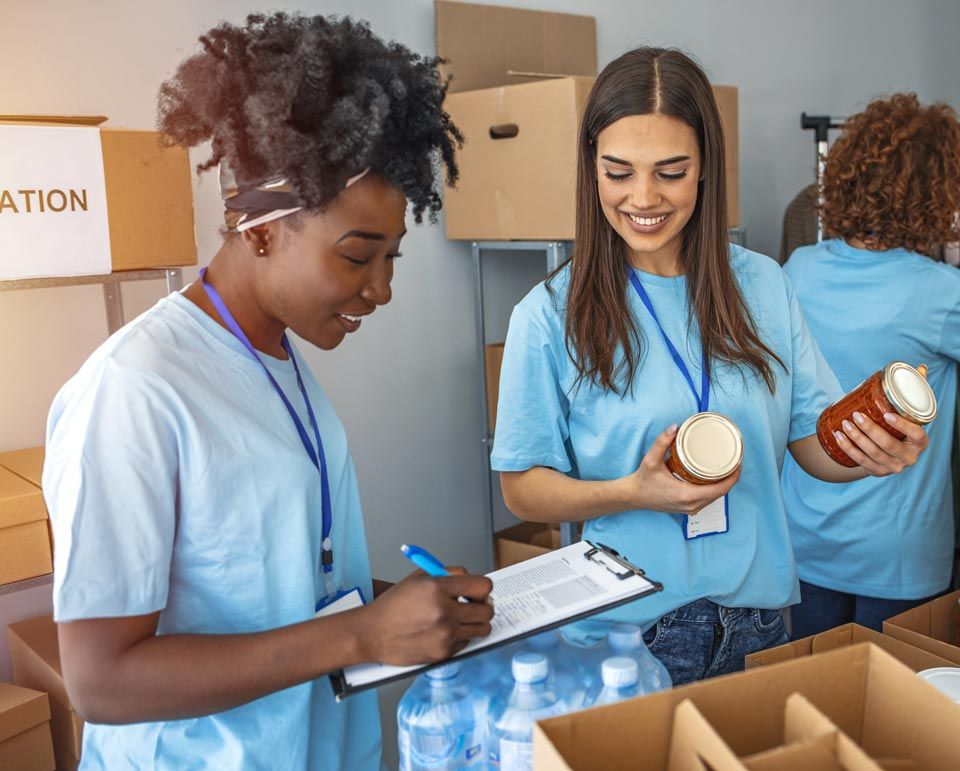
[330,539,662,700]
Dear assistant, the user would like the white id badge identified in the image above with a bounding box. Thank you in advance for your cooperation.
[684,495,729,540]
[315,587,366,618]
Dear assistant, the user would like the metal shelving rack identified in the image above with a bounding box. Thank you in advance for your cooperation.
[471,228,747,571]
[0,267,185,597]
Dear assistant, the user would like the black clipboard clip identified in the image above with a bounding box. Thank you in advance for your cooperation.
[583,541,647,581]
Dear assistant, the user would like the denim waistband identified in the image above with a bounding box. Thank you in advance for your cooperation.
[666,598,749,624]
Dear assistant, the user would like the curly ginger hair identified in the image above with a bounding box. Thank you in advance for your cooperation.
[821,94,960,256]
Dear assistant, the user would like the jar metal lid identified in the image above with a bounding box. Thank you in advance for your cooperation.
[882,362,937,424]
[675,412,743,481]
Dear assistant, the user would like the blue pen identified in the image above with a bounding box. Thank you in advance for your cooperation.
[401,543,451,577]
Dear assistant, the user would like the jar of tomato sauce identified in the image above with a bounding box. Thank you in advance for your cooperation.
[666,412,743,485]
[817,362,937,467]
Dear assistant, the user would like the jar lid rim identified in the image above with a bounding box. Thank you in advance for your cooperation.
[675,411,743,480]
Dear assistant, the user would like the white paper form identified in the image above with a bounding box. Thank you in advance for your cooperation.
[332,540,661,699]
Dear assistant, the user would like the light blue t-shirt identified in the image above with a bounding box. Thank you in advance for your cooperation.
[491,246,842,633]
[782,238,960,599]
[43,292,381,771]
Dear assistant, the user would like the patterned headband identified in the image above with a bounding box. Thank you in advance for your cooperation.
[219,164,372,232]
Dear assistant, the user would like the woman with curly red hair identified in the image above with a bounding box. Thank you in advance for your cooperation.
[783,93,960,637]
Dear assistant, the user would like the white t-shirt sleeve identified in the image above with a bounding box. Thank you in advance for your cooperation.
[490,303,573,473]
[784,273,843,442]
[44,358,179,621]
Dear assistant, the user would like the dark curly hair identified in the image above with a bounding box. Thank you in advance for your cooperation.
[157,12,461,223]
[821,93,960,256]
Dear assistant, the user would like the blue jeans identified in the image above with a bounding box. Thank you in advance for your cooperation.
[642,598,788,686]
[791,580,937,639]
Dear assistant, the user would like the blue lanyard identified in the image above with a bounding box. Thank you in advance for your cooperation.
[628,271,710,412]
[199,269,333,575]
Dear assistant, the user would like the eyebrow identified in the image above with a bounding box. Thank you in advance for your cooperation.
[600,154,692,167]
[336,230,385,243]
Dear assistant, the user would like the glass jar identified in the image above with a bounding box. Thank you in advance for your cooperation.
[665,412,743,485]
[817,362,937,467]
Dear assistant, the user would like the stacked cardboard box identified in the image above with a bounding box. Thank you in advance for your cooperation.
[745,621,957,672]
[436,1,741,240]
[884,588,960,664]
[534,643,960,770]
[7,615,83,771]
[0,682,55,771]
[0,115,197,279]
[0,462,51,586]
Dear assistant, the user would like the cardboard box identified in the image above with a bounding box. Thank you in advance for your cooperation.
[436,2,740,239]
[435,1,596,94]
[745,622,957,672]
[7,614,84,763]
[0,115,196,277]
[534,643,960,770]
[0,682,55,771]
[484,343,504,433]
[884,589,960,665]
[0,446,45,488]
[668,693,888,771]
[0,467,52,586]
[443,80,740,240]
[494,522,561,568]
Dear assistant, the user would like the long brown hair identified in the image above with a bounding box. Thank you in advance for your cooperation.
[556,47,783,394]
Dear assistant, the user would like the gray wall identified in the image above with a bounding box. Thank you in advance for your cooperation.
[2,1,959,767]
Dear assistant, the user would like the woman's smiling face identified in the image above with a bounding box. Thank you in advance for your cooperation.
[595,112,702,270]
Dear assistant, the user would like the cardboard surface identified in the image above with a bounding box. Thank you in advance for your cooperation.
[494,522,560,568]
[745,622,957,672]
[484,343,504,433]
[884,589,960,665]
[0,447,45,488]
[0,683,49,744]
[0,467,52,586]
[0,116,197,275]
[443,80,740,239]
[534,643,960,771]
[7,614,83,759]
[0,721,56,771]
[435,1,596,93]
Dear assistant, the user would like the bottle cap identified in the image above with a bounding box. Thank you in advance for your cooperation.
[512,652,549,684]
[425,662,461,681]
[602,656,639,688]
[675,412,743,480]
[883,362,937,423]
[608,623,642,652]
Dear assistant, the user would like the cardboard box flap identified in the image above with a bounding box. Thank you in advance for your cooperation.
[435,0,596,93]
[0,683,50,744]
[782,694,885,771]
[7,614,69,707]
[0,115,107,126]
[0,466,46,528]
[667,699,743,771]
[0,446,45,488]
[884,589,960,665]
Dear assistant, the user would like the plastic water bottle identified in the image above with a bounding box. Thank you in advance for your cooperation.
[527,629,592,709]
[606,623,672,694]
[590,657,640,706]
[397,662,485,770]
[488,652,564,770]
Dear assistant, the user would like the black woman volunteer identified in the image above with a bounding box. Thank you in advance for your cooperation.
[490,47,928,686]
[41,13,492,770]
[782,94,960,636]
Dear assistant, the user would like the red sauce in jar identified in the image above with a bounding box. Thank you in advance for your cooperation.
[817,362,937,467]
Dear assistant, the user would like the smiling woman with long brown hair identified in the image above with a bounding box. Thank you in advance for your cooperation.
[491,47,928,685]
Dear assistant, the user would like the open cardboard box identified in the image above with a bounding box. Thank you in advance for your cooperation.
[7,614,84,769]
[668,693,898,771]
[0,682,55,771]
[494,522,561,568]
[746,621,957,672]
[884,589,960,665]
[0,115,196,277]
[436,1,740,239]
[534,643,960,770]
[0,446,45,489]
